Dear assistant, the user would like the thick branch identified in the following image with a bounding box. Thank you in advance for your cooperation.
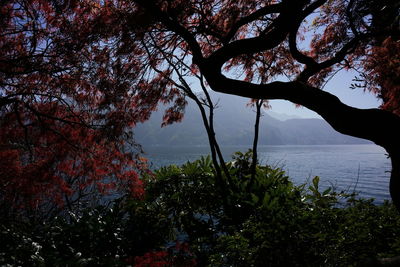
[288,0,328,66]
[223,3,283,43]
[298,37,362,81]
[205,1,311,68]
[288,0,363,81]
[289,30,319,68]
[202,72,400,153]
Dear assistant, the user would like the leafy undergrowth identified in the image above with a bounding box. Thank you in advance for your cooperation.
[1,151,400,266]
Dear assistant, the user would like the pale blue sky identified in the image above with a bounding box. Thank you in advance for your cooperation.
[268,70,382,119]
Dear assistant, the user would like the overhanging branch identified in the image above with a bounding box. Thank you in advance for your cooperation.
[202,71,400,153]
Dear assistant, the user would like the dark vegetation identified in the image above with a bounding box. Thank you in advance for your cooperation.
[1,0,400,266]
[2,151,400,266]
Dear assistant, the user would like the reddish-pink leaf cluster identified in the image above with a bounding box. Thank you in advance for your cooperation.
[132,242,196,267]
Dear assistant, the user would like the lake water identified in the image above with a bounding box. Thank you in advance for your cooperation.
[142,144,392,203]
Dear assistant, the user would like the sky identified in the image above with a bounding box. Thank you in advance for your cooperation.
[268,70,382,119]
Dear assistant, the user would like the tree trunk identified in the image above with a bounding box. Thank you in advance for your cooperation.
[250,100,262,187]
[390,153,400,211]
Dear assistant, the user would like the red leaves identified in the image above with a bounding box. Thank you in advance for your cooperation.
[190,64,199,75]
[134,251,169,267]
[223,43,300,84]
[0,101,145,213]
[162,107,184,127]
[363,37,400,115]
[161,96,187,127]
[132,242,197,267]
[2,0,399,218]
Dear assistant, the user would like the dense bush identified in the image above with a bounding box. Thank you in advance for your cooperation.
[1,151,400,266]
[144,151,400,266]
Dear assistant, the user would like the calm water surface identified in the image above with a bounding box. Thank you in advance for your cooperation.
[143,144,391,203]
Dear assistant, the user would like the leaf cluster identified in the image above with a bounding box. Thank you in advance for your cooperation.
[2,153,400,266]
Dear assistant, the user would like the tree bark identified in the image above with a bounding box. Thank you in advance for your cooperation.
[250,100,262,187]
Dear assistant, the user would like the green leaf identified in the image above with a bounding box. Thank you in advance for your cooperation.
[251,193,259,204]
[312,176,320,190]
[322,187,332,196]
[262,194,271,208]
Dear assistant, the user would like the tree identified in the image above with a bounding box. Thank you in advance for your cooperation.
[128,0,400,209]
[0,0,149,217]
[249,99,270,186]
[1,0,399,211]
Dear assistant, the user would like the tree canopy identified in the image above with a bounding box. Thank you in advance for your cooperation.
[1,0,400,210]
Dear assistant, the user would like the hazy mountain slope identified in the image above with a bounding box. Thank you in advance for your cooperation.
[134,93,370,146]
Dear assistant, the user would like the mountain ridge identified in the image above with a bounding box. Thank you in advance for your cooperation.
[134,92,370,146]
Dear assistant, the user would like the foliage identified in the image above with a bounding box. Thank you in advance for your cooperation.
[144,152,400,266]
[0,0,151,217]
[1,0,400,220]
[2,152,400,266]
[1,205,126,266]
[0,188,193,266]
[1,0,399,264]
[1,1,399,263]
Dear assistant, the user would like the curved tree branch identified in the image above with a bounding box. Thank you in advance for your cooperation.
[222,3,284,44]
[135,0,400,211]
[200,69,400,209]
[297,36,362,81]
[201,71,400,153]
[206,0,329,69]
[205,2,307,68]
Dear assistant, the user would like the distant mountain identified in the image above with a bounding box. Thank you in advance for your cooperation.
[265,110,302,121]
[134,92,370,146]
